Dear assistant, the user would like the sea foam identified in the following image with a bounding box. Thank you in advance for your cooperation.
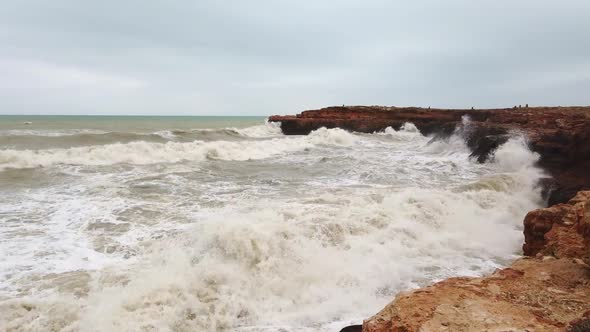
[0,127,355,171]
[0,122,545,331]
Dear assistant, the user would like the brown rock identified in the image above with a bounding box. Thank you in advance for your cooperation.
[269,107,590,330]
[269,106,590,204]
[362,191,590,332]
[523,191,590,265]
[362,258,590,332]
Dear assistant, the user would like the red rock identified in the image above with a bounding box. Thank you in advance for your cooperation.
[270,106,590,204]
[269,107,590,331]
[362,191,590,332]
[362,258,590,332]
[523,191,590,264]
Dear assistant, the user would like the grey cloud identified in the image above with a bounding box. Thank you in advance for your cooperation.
[1,0,589,115]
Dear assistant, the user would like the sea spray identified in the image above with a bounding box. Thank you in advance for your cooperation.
[0,127,354,171]
[0,120,545,331]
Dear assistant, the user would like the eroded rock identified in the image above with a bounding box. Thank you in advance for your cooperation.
[361,191,590,332]
[362,258,590,332]
[270,106,590,204]
[523,191,590,265]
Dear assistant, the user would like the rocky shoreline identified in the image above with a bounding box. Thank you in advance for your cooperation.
[363,191,590,332]
[269,106,590,332]
[269,106,590,205]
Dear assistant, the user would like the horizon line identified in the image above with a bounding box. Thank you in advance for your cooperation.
[0,114,271,117]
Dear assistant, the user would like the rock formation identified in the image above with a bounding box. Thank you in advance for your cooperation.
[361,192,590,332]
[362,258,590,332]
[523,191,590,266]
[269,106,590,205]
[268,106,590,332]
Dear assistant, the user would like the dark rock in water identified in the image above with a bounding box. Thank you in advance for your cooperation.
[270,106,590,205]
[464,128,509,163]
[339,325,362,332]
[568,317,590,332]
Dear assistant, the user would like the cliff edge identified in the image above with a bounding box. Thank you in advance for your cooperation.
[363,191,590,332]
[269,106,590,205]
[269,106,590,331]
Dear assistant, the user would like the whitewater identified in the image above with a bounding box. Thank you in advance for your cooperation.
[0,116,545,331]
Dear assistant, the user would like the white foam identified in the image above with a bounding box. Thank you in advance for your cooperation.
[0,127,356,170]
[308,127,357,146]
[152,130,177,140]
[234,121,283,138]
[0,129,107,137]
[0,123,546,331]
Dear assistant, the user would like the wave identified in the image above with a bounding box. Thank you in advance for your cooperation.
[377,123,422,141]
[0,129,108,137]
[233,120,283,138]
[170,121,283,140]
[0,127,356,170]
[0,122,547,331]
[0,123,283,152]
[0,154,543,331]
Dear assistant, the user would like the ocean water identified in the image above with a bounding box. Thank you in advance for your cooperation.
[0,116,545,331]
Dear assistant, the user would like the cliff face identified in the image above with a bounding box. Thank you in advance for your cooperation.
[268,106,590,332]
[362,192,590,332]
[523,191,590,265]
[269,106,590,205]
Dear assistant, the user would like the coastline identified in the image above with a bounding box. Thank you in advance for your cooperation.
[270,106,590,331]
[363,191,590,332]
[270,105,590,206]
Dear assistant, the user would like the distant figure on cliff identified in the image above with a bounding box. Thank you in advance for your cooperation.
[526,104,529,108]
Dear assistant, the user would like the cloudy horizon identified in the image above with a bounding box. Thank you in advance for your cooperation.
[1,1,589,115]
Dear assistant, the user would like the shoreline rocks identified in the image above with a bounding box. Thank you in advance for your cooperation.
[361,192,590,332]
[524,191,590,266]
[362,258,590,332]
[268,106,590,331]
[269,106,590,205]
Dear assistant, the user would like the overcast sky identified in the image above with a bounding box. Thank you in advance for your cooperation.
[1,1,589,115]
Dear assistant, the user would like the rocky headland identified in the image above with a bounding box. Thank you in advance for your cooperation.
[269,106,590,332]
[270,106,590,206]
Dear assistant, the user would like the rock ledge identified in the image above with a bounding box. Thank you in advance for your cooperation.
[362,192,590,332]
[270,106,590,204]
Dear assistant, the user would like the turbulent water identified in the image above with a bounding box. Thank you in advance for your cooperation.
[0,115,545,331]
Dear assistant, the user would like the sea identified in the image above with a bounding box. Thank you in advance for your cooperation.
[0,115,545,331]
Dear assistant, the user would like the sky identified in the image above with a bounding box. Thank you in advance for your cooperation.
[1,1,589,115]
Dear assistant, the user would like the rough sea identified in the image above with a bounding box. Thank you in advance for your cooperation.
[0,115,545,331]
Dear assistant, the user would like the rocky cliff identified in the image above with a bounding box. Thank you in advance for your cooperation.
[269,106,590,332]
[362,191,590,332]
[269,106,590,205]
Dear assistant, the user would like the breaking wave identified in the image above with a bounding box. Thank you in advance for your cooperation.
[0,119,547,331]
[0,128,355,170]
